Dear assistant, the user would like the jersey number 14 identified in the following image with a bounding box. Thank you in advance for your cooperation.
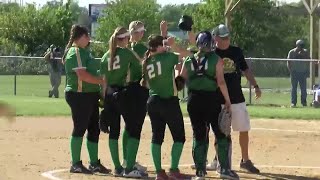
[147,62,162,79]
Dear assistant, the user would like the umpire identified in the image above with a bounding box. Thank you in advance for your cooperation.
[44,45,62,98]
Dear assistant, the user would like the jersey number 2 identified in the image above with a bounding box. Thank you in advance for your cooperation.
[147,62,162,79]
[108,56,120,70]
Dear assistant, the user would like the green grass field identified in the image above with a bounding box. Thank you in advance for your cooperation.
[0,75,319,119]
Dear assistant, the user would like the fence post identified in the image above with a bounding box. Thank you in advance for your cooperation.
[249,82,252,105]
[246,57,253,105]
[14,61,17,96]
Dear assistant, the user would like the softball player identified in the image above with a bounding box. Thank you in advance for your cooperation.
[118,21,149,172]
[143,35,190,180]
[99,27,147,178]
[179,31,239,180]
[63,24,110,174]
[206,24,261,174]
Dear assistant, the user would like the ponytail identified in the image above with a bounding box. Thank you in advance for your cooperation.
[62,38,73,64]
[109,33,117,70]
[61,24,88,64]
[142,49,151,79]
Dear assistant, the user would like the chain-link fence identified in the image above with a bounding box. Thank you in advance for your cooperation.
[1,56,319,106]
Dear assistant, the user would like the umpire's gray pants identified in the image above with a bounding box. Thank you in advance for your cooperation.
[49,70,61,98]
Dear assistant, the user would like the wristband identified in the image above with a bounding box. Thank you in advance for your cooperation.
[253,85,259,89]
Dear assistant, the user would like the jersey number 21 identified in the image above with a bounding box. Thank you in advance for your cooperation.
[147,62,162,79]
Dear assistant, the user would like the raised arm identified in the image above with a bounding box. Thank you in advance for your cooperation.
[167,37,192,60]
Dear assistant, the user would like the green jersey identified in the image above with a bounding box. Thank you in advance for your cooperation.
[130,42,148,82]
[65,46,100,92]
[132,42,148,58]
[145,52,179,98]
[100,47,138,87]
[184,52,219,91]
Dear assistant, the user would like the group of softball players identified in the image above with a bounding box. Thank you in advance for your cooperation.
[62,19,254,180]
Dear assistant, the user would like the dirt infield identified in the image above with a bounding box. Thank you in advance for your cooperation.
[1,117,320,180]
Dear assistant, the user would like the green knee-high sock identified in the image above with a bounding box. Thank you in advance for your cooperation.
[151,143,162,172]
[217,138,229,169]
[126,137,140,170]
[87,139,98,164]
[122,130,129,163]
[170,142,184,171]
[70,136,83,165]
[192,139,206,171]
[109,139,122,169]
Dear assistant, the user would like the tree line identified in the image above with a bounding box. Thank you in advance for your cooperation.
[0,0,313,76]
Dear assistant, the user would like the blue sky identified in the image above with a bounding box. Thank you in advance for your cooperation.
[23,0,301,8]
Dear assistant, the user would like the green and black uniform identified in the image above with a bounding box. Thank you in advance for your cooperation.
[65,46,101,167]
[100,47,141,172]
[184,51,231,173]
[120,42,149,165]
[145,52,185,173]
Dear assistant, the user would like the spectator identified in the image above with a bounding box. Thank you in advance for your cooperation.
[287,40,310,107]
[312,84,320,108]
[44,44,63,98]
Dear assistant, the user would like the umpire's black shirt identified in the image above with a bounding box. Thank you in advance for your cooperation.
[215,45,248,104]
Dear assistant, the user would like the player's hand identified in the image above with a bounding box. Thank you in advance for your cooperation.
[166,37,175,46]
[224,100,232,114]
[254,87,262,99]
[160,20,168,34]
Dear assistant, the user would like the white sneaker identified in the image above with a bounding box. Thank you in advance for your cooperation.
[122,160,147,172]
[206,159,218,171]
[134,162,147,172]
[123,168,148,178]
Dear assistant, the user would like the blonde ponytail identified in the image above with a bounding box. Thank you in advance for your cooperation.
[109,33,117,70]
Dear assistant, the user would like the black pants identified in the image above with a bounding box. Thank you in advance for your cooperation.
[124,82,149,139]
[65,91,100,143]
[147,95,186,145]
[187,90,225,140]
[187,90,231,170]
[103,84,148,140]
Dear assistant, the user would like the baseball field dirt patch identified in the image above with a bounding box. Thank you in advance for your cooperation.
[1,117,320,180]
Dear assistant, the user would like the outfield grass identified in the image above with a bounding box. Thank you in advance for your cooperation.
[1,75,319,119]
[1,95,319,120]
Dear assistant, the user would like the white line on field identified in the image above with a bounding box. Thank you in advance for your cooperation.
[183,122,320,133]
[251,127,320,133]
[41,164,320,180]
[41,169,66,180]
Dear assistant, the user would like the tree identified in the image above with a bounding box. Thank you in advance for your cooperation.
[97,0,161,43]
[159,4,199,31]
[0,0,74,55]
[192,0,224,32]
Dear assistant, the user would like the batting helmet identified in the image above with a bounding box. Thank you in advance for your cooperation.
[196,31,214,49]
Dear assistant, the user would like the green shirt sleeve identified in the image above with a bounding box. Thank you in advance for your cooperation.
[100,52,109,75]
[169,52,179,67]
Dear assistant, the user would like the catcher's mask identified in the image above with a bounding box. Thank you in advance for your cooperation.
[178,15,193,31]
[196,31,214,50]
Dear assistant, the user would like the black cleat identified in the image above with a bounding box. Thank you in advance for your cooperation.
[240,159,260,174]
[70,160,93,174]
[88,159,111,174]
